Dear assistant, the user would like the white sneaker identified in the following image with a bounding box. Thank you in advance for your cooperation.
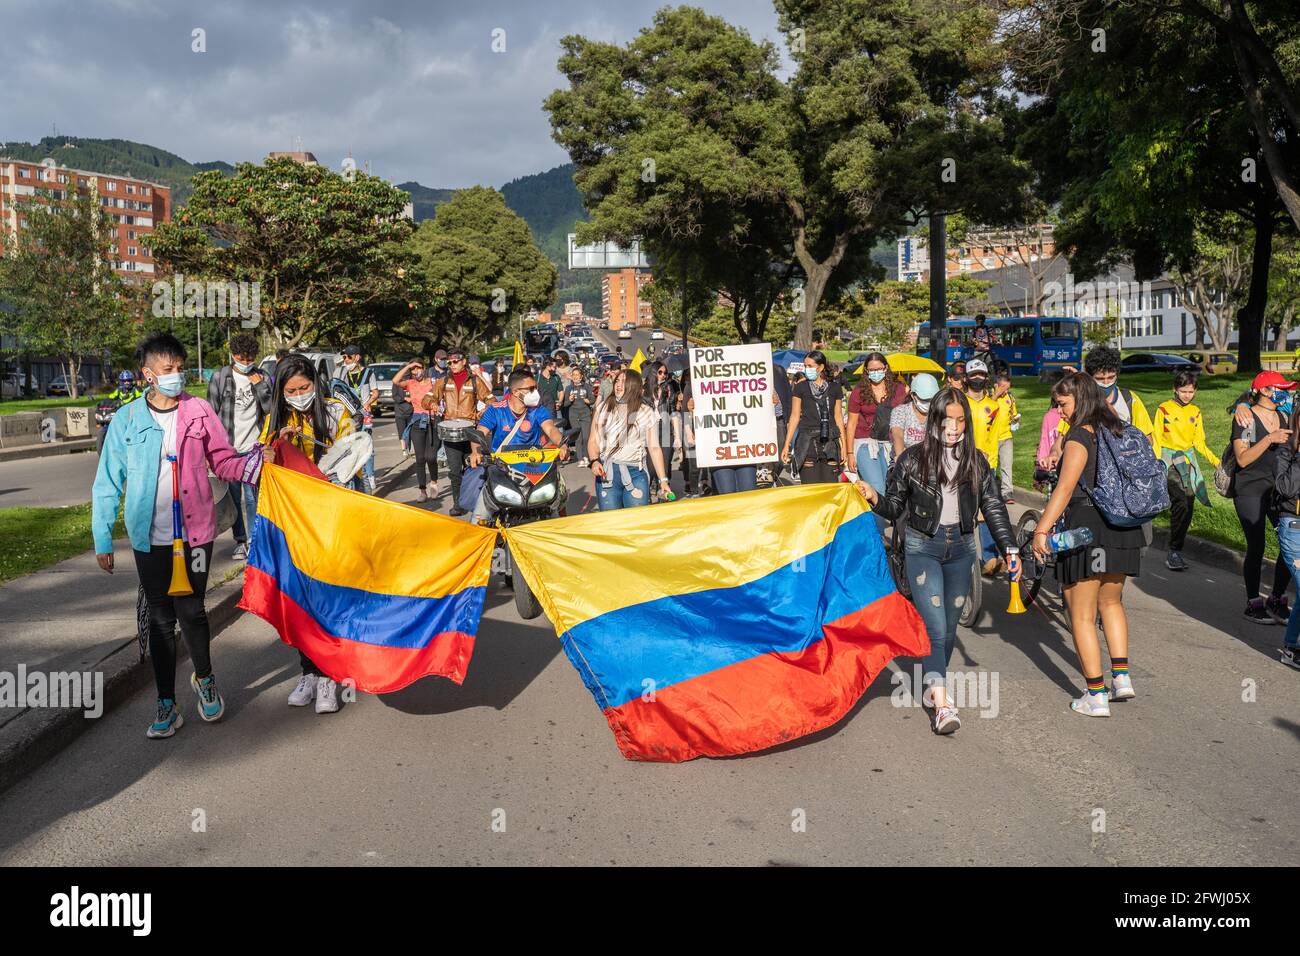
[287,674,316,707]
[1070,691,1112,717]
[315,676,339,714]
[231,542,248,561]
[932,705,961,735]
[1110,673,1135,701]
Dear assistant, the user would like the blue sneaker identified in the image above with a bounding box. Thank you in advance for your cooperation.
[147,698,183,738]
[190,672,226,722]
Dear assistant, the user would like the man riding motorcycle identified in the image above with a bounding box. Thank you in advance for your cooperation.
[469,367,569,522]
[96,371,144,453]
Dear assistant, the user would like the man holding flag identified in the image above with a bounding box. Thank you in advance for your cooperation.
[92,333,263,740]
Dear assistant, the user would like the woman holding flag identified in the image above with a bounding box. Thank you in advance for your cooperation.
[260,353,355,714]
[93,334,263,739]
[856,386,1019,736]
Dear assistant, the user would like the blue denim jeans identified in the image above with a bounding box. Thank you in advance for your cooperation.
[904,524,976,688]
[596,463,651,510]
[229,481,260,548]
[1278,516,1300,648]
[854,438,891,535]
[712,465,757,495]
[978,521,998,562]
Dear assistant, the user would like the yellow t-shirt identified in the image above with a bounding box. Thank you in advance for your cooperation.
[994,392,1019,443]
[1152,400,1219,466]
[966,393,1002,466]
[1057,388,1153,438]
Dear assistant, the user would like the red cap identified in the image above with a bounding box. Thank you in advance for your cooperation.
[1252,371,1297,391]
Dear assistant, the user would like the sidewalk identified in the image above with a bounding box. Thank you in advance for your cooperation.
[0,424,412,795]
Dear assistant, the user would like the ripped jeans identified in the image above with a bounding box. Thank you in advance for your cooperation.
[904,523,976,689]
[596,462,650,510]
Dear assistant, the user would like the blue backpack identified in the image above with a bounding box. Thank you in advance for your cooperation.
[1082,424,1169,527]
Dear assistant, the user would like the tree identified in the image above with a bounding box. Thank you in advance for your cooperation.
[150,157,420,349]
[0,187,134,398]
[403,187,556,350]
[1169,219,1253,352]
[823,275,995,350]
[1266,235,1300,350]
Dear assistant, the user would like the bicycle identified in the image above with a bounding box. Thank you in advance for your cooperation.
[1011,467,1061,608]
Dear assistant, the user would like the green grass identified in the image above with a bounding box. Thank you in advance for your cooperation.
[0,503,127,585]
[0,396,97,416]
[1008,370,1270,558]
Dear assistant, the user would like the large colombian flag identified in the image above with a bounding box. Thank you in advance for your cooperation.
[506,483,929,762]
[240,462,497,692]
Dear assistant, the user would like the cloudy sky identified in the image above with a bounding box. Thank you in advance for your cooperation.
[1,0,783,188]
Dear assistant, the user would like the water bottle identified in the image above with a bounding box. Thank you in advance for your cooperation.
[1047,527,1094,553]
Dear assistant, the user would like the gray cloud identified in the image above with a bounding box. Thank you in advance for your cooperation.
[2,0,782,188]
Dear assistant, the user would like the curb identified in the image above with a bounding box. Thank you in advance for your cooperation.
[1011,483,1270,581]
[0,568,246,798]
[0,439,96,462]
[0,456,416,797]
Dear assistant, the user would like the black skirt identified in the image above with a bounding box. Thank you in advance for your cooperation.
[1053,496,1145,585]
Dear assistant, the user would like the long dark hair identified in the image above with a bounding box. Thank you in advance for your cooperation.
[806,349,837,382]
[1053,372,1123,437]
[601,368,645,441]
[914,386,982,495]
[267,353,333,462]
[852,351,897,406]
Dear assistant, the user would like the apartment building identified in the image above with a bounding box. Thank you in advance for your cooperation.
[898,224,1057,283]
[0,156,172,279]
[601,268,653,329]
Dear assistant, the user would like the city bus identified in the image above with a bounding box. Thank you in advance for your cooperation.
[916,316,1083,375]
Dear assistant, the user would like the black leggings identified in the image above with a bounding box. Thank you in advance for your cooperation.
[134,541,214,700]
[800,458,841,485]
[411,423,440,489]
[1234,494,1290,600]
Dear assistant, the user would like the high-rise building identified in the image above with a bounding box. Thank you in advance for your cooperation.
[0,156,172,279]
[897,224,1056,282]
[601,268,653,329]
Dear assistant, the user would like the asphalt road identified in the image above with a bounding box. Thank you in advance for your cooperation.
[0,442,1297,865]
[0,450,102,509]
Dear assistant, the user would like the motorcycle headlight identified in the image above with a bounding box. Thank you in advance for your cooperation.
[529,481,557,505]
[490,481,524,506]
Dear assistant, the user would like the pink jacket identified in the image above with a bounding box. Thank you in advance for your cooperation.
[92,391,262,553]
[1036,406,1062,464]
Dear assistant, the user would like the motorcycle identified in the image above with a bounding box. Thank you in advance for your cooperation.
[466,428,578,619]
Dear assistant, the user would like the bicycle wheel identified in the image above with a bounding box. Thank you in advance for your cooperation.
[961,553,982,627]
[1015,509,1046,607]
[887,521,911,600]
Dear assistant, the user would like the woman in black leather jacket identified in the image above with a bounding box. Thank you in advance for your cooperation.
[857,386,1019,735]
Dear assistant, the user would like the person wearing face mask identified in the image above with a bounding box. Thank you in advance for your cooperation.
[206,332,273,559]
[962,359,1007,575]
[431,347,493,516]
[1031,373,1146,718]
[469,368,570,520]
[333,345,375,493]
[93,333,264,739]
[781,351,849,486]
[587,368,671,509]
[260,352,355,714]
[1152,369,1219,572]
[890,372,939,457]
[392,358,439,502]
[1047,347,1153,468]
[846,352,907,531]
[1228,371,1295,624]
[857,386,1018,735]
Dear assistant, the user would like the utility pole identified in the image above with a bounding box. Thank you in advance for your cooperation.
[928,213,947,362]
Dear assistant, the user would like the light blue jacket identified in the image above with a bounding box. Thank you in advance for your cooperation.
[92,391,259,554]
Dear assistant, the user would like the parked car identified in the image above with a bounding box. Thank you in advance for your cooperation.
[1118,352,1201,374]
[45,374,90,397]
[361,362,404,416]
[1185,351,1238,375]
[1,372,31,399]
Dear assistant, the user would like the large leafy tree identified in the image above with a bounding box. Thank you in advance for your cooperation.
[1008,0,1299,370]
[0,187,134,398]
[150,157,421,349]
[403,187,556,350]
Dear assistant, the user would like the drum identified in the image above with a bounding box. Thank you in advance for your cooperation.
[437,418,475,443]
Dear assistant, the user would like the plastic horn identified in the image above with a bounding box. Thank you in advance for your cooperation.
[167,454,193,597]
[1006,555,1026,614]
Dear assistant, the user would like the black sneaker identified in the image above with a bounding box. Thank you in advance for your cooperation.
[1244,598,1275,625]
[1266,595,1291,624]
[1281,646,1300,670]
[448,506,468,517]
[1166,550,1187,571]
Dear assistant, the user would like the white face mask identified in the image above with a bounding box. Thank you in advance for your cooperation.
[914,398,931,414]
[286,391,315,411]
[233,359,254,375]
[522,389,540,408]
[942,417,963,446]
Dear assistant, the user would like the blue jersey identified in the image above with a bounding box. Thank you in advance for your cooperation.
[477,400,554,451]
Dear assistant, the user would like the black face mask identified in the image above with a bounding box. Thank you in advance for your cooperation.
[967,377,988,392]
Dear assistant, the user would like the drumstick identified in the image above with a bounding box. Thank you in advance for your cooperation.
[166,455,193,597]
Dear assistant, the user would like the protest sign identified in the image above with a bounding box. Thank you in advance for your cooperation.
[689,344,778,468]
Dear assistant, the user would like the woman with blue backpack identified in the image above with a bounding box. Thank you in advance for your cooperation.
[1031,373,1151,718]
